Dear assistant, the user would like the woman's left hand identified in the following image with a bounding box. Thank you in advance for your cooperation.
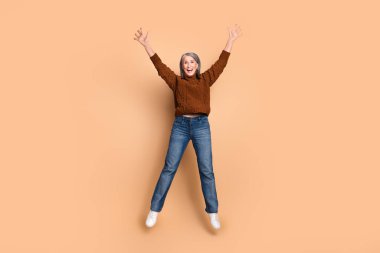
[228,24,243,42]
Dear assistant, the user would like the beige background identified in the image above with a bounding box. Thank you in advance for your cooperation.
[1,0,379,252]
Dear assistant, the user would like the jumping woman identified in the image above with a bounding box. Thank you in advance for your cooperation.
[133,25,242,230]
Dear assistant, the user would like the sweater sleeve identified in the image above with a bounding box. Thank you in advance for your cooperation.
[201,50,231,87]
[150,53,177,91]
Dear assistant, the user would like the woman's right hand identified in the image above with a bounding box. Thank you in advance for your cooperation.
[134,27,149,47]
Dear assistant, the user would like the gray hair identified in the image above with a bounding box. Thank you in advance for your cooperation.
[179,52,201,79]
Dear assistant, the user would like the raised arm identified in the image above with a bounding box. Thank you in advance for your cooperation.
[201,50,231,87]
[224,24,242,53]
[134,27,155,57]
[134,27,177,91]
[201,24,242,87]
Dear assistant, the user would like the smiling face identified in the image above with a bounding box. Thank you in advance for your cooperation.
[182,55,199,77]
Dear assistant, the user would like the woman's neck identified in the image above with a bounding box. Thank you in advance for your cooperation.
[185,74,197,80]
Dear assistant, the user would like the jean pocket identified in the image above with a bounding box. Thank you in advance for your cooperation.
[200,116,210,127]
[174,117,182,125]
[201,116,209,123]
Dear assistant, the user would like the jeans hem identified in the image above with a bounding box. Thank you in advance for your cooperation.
[205,208,218,214]
[150,206,162,212]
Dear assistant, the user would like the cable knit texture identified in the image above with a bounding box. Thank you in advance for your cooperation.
[149,50,230,116]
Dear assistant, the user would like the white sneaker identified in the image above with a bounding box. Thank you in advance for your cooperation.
[208,212,221,229]
[145,210,159,228]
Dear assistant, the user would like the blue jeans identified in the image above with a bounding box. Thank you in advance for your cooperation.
[150,115,219,213]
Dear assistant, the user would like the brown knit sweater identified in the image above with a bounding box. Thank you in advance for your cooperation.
[149,50,231,116]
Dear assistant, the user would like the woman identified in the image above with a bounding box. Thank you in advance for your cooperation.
[134,25,242,230]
